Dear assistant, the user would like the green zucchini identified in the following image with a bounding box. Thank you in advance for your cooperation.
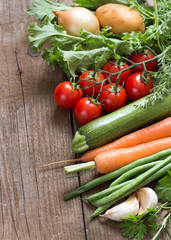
[72,93,171,153]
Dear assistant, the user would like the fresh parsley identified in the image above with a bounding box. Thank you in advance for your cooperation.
[155,170,171,203]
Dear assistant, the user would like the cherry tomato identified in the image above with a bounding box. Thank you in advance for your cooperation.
[99,83,127,113]
[54,82,83,109]
[125,73,153,101]
[74,97,102,125]
[102,60,131,85]
[129,51,157,73]
[78,70,105,97]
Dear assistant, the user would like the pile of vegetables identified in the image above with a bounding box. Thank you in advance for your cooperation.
[40,117,171,239]
[27,0,171,239]
[63,128,171,240]
[27,0,171,126]
[54,52,157,125]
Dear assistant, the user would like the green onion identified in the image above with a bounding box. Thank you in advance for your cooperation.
[90,157,171,219]
[87,160,161,204]
[92,157,171,206]
[64,149,171,200]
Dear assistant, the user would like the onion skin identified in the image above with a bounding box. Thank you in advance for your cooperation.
[53,7,100,37]
[95,4,145,35]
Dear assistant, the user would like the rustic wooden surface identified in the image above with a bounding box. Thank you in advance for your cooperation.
[0,0,170,239]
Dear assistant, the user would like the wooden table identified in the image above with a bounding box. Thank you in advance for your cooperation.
[0,0,170,239]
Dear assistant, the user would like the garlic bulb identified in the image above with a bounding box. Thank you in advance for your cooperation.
[136,187,158,215]
[100,194,139,222]
[53,7,100,37]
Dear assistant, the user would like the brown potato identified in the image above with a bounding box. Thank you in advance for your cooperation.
[95,4,145,34]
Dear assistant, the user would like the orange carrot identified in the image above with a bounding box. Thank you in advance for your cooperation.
[40,117,171,169]
[94,137,171,174]
[80,117,171,162]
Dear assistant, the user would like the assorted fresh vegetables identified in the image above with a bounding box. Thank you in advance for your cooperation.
[27,0,171,239]
[78,155,171,217]
[52,51,159,124]
[54,55,158,124]
[64,148,171,200]
[74,117,171,162]
[66,137,171,174]
[72,94,171,153]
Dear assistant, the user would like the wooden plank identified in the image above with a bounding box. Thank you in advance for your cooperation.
[0,0,85,239]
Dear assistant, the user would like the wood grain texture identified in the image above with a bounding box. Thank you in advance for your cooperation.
[0,0,84,239]
[0,0,170,239]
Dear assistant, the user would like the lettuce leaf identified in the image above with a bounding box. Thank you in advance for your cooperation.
[27,0,71,22]
[27,20,136,77]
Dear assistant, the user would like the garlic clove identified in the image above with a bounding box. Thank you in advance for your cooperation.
[100,194,139,222]
[136,187,158,215]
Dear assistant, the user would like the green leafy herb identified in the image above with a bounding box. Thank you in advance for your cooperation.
[120,210,157,240]
[120,204,171,240]
[27,0,70,22]
[155,170,171,202]
[43,46,111,77]
[73,0,129,10]
[27,18,83,51]
[27,21,136,76]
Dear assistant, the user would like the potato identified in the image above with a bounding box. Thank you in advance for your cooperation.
[95,4,145,34]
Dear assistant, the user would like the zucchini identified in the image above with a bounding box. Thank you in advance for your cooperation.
[72,93,171,153]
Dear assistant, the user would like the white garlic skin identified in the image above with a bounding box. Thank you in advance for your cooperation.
[100,194,139,222]
[136,187,158,215]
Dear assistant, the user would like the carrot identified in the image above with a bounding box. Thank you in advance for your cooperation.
[95,137,171,174]
[80,117,171,162]
[40,117,171,169]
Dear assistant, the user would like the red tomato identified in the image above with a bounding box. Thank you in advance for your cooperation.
[102,60,131,85]
[78,70,105,97]
[54,82,83,109]
[129,51,157,73]
[99,83,127,113]
[125,73,153,101]
[74,97,102,125]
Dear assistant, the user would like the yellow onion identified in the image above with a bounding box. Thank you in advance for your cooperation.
[53,7,100,37]
[95,4,145,34]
